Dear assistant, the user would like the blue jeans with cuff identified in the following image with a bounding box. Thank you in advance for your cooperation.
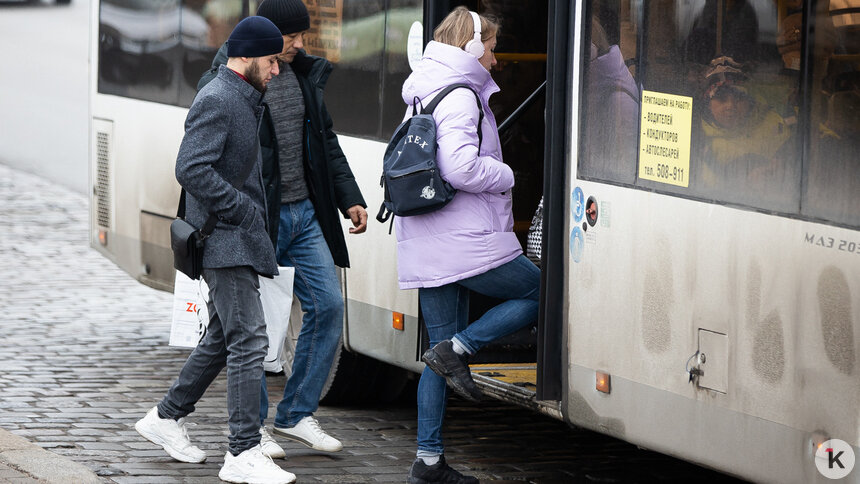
[416,255,540,456]
[259,199,344,429]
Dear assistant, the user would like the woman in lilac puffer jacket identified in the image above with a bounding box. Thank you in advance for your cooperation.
[398,7,540,484]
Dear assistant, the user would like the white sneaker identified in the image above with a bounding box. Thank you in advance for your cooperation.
[218,445,296,484]
[273,416,342,452]
[260,426,286,459]
[134,406,206,463]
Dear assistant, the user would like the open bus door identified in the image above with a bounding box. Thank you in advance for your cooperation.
[416,0,566,414]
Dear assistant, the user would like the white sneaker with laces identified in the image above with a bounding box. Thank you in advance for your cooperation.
[273,416,342,452]
[134,406,206,463]
[218,444,296,484]
[260,426,286,459]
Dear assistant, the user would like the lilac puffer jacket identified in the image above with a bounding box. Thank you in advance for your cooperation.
[394,41,522,289]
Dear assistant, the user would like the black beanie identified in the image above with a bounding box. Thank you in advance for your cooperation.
[227,16,284,58]
[257,0,311,35]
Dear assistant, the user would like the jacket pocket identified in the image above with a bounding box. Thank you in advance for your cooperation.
[484,191,513,232]
[238,204,258,231]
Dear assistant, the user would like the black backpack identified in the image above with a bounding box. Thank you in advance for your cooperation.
[376,83,483,224]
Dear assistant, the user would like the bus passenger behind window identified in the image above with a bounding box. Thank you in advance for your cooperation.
[682,0,761,65]
[696,56,795,197]
[584,17,639,184]
[394,6,541,484]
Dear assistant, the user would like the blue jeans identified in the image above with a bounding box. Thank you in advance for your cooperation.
[259,199,344,428]
[158,266,267,456]
[416,255,540,455]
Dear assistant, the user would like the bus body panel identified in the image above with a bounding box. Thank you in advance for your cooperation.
[90,93,186,289]
[565,160,860,484]
[566,363,859,484]
[330,136,422,372]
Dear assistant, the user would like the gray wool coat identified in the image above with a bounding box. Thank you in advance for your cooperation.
[175,65,278,277]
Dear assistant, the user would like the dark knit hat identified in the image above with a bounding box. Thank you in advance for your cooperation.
[227,16,284,58]
[257,0,310,35]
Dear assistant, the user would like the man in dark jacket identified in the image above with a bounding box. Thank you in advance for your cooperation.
[198,0,367,459]
[135,17,297,484]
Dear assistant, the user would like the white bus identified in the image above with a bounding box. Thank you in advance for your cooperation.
[89,0,860,482]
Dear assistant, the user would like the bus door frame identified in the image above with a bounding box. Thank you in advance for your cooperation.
[536,0,573,402]
[420,0,568,402]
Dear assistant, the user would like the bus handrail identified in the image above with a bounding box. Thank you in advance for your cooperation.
[498,80,547,136]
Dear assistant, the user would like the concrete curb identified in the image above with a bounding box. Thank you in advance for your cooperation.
[0,428,100,484]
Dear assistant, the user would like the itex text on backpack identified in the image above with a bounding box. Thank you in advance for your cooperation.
[376,83,483,223]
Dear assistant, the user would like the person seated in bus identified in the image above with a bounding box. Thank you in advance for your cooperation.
[584,17,639,184]
[394,7,541,484]
[134,16,298,484]
[198,0,369,461]
[682,0,761,65]
[695,56,794,193]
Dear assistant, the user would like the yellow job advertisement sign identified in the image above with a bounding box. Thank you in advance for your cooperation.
[638,90,693,187]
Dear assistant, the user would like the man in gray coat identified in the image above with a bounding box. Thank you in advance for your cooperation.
[134,16,297,484]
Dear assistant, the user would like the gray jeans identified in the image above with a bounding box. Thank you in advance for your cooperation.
[158,266,267,455]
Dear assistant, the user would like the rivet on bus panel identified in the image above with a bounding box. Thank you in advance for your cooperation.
[392,312,404,331]
[98,230,108,246]
[596,371,611,394]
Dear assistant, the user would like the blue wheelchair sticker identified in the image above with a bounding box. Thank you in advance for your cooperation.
[570,226,585,263]
[572,187,584,222]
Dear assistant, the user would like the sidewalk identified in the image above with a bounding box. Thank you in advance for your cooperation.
[0,428,99,483]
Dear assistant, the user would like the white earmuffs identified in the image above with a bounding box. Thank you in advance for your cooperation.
[464,11,485,58]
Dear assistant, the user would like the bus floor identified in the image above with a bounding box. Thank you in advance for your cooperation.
[470,363,563,419]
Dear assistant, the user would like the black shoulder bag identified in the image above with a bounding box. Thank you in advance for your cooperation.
[170,145,260,280]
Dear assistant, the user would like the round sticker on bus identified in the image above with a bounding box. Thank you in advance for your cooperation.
[407,21,424,71]
[815,439,855,479]
[572,187,585,222]
[570,226,585,263]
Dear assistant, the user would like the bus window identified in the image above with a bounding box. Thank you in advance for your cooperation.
[802,0,860,227]
[98,0,243,108]
[98,0,183,105]
[579,2,640,185]
[179,1,246,106]
[381,0,424,138]
[314,0,387,138]
[579,0,803,215]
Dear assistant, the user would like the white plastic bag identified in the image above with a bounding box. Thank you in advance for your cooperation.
[259,267,295,374]
[169,268,297,375]
[169,271,210,348]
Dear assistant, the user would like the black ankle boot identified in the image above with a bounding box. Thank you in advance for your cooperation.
[421,340,482,402]
[407,456,479,484]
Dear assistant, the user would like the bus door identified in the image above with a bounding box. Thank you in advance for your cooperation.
[418,0,565,415]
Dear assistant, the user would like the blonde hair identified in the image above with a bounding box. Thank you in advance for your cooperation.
[433,6,499,50]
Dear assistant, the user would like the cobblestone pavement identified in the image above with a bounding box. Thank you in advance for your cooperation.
[0,164,742,483]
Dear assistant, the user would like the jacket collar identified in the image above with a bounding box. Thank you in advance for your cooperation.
[217,65,264,106]
[289,50,332,89]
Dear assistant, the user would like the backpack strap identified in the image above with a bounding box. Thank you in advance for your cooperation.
[411,96,423,117]
[421,83,484,150]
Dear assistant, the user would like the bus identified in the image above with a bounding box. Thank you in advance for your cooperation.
[89,0,860,482]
